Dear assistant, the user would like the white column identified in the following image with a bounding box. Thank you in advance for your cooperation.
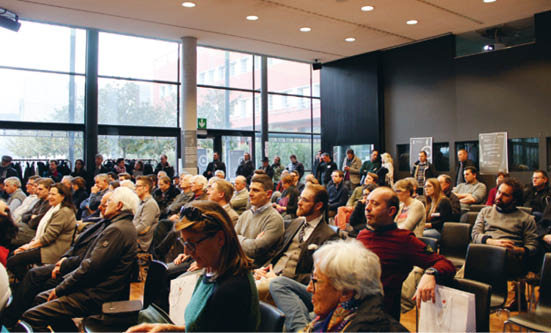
[180,36,198,175]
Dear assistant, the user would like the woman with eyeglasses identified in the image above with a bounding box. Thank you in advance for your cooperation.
[422,178,452,240]
[127,201,260,332]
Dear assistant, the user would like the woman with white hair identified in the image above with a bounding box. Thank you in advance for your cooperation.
[303,239,406,332]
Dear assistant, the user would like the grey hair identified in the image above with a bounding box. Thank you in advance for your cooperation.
[157,171,168,178]
[214,170,225,178]
[192,175,208,188]
[235,175,247,185]
[61,175,73,183]
[313,239,383,299]
[4,177,21,188]
[437,174,452,185]
[110,186,140,215]
[95,173,109,183]
[120,180,136,191]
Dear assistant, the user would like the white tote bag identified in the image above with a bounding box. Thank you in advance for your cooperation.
[418,284,476,332]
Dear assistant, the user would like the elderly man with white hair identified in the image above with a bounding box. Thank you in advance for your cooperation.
[214,169,225,179]
[230,175,249,215]
[20,187,139,332]
[190,175,207,201]
[4,177,27,212]
[272,239,407,332]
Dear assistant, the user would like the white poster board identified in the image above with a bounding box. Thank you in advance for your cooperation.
[478,132,508,175]
[410,137,433,168]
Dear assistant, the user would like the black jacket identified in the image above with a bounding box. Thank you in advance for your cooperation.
[270,217,337,285]
[153,185,181,213]
[411,161,437,181]
[523,184,551,213]
[259,165,274,179]
[344,294,408,332]
[327,181,349,211]
[321,161,338,186]
[154,163,175,178]
[55,211,138,301]
[236,160,255,183]
[455,159,475,185]
[203,160,226,179]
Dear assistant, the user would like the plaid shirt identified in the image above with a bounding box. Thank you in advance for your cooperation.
[415,162,429,186]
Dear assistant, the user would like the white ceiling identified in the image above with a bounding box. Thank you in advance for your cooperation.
[4,0,551,62]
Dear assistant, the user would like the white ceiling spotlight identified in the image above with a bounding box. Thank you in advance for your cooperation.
[361,5,374,12]
[246,15,259,21]
[483,0,497,3]
[299,27,311,32]
[181,2,196,8]
[406,19,418,25]
[345,37,356,42]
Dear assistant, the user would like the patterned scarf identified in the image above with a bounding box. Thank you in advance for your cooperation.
[304,298,360,332]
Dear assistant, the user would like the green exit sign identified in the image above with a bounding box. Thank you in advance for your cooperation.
[197,118,207,129]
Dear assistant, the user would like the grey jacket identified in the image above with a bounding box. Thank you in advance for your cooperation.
[38,206,77,264]
[231,189,249,215]
[342,155,362,185]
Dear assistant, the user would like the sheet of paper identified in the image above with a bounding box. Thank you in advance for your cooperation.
[169,270,202,326]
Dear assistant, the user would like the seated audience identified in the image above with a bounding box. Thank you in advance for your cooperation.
[273,174,299,219]
[327,170,349,217]
[0,203,17,261]
[164,174,194,217]
[118,172,132,181]
[304,174,319,186]
[437,174,461,220]
[189,175,208,201]
[275,170,289,193]
[4,177,27,212]
[114,158,126,174]
[1,192,113,328]
[19,187,138,332]
[71,159,87,180]
[347,172,378,207]
[235,174,284,267]
[11,175,39,223]
[453,166,487,211]
[120,179,135,191]
[0,155,18,179]
[393,179,426,238]
[230,175,249,215]
[523,170,550,216]
[291,170,305,193]
[303,240,407,332]
[455,149,475,186]
[7,183,76,281]
[207,179,239,225]
[71,176,88,220]
[348,183,377,237]
[61,176,73,190]
[109,180,120,191]
[422,178,453,240]
[342,149,362,190]
[83,173,109,219]
[214,169,225,179]
[13,178,54,248]
[287,155,305,181]
[134,176,160,252]
[154,154,175,179]
[153,175,181,213]
[254,184,337,294]
[43,160,62,183]
[127,201,260,332]
[486,172,508,206]
[133,160,144,179]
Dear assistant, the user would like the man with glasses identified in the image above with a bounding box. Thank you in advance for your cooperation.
[254,184,337,300]
[523,170,550,218]
[133,176,160,252]
[20,187,139,332]
[11,175,40,223]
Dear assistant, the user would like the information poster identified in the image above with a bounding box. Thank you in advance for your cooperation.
[410,137,433,167]
[479,132,508,174]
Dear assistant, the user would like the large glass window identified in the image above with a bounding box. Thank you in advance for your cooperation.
[99,135,177,167]
[197,47,253,89]
[397,144,410,172]
[0,129,83,162]
[197,88,253,130]
[268,59,310,95]
[267,134,314,171]
[508,137,539,172]
[434,142,450,172]
[268,95,313,133]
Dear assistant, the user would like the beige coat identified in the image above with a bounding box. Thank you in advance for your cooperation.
[38,206,77,264]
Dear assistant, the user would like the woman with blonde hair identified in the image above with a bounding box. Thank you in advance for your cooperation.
[127,200,260,332]
[423,178,452,240]
[381,153,394,186]
[393,179,425,238]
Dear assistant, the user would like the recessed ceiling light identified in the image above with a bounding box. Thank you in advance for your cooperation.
[181,2,196,8]
[246,15,259,21]
[483,0,496,3]
[406,20,418,25]
[345,37,356,42]
[361,5,374,11]
[299,27,311,32]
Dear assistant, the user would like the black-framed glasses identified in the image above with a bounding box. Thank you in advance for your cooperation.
[178,234,214,253]
[310,274,319,292]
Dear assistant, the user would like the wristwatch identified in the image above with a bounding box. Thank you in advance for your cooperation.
[425,267,438,276]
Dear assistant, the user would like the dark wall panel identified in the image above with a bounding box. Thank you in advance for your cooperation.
[320,52,381,152]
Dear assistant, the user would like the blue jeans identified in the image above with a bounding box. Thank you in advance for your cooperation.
[423,228,441,240]
[269,276,313,332]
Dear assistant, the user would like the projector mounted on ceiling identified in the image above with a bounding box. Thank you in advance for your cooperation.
[0,8,21,32]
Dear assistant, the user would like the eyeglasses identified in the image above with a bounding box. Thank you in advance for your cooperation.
[310,274,319,292]
[178,234,214,253]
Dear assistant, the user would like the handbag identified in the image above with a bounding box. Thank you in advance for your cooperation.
[418,284,476,332]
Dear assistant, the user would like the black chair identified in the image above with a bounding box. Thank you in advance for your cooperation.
[258,301,285,332]
[453,278,492,332]
[464,244,508,312]
[504,253,551,332]
[418,236,439,253]
[439,222,471,268]
[460,211,479,227]
[469,204,486,212]
[83,260,168,332]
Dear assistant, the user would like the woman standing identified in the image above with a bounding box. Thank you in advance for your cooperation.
[381,153,394,186]
[423,178,452,240]
[7,183,76,280]
[127,201,260,332]
[393,179,425,238]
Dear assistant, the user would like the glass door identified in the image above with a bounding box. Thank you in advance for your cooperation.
[197,138,213,176]
[222,136,252,181]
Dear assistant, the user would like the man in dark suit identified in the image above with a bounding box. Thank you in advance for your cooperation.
[455,149,475,186]
[203,152,226,179]
[254,184,337,298]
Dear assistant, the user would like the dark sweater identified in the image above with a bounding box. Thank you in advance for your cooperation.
[356,224,455,319]
[327,182,349,211]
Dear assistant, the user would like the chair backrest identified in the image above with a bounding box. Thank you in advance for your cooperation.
[453,278,491,332]
[418,236,439,253]
[469,204,486,212]
[464,244,508,302]
[439,222,471,261]
[258,301,285,332]
[143,260,168,309]
[460,212,479,226]
[536,253,551,315]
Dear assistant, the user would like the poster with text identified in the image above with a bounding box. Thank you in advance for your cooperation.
[479,132,508,174]
[410,137,433,168]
